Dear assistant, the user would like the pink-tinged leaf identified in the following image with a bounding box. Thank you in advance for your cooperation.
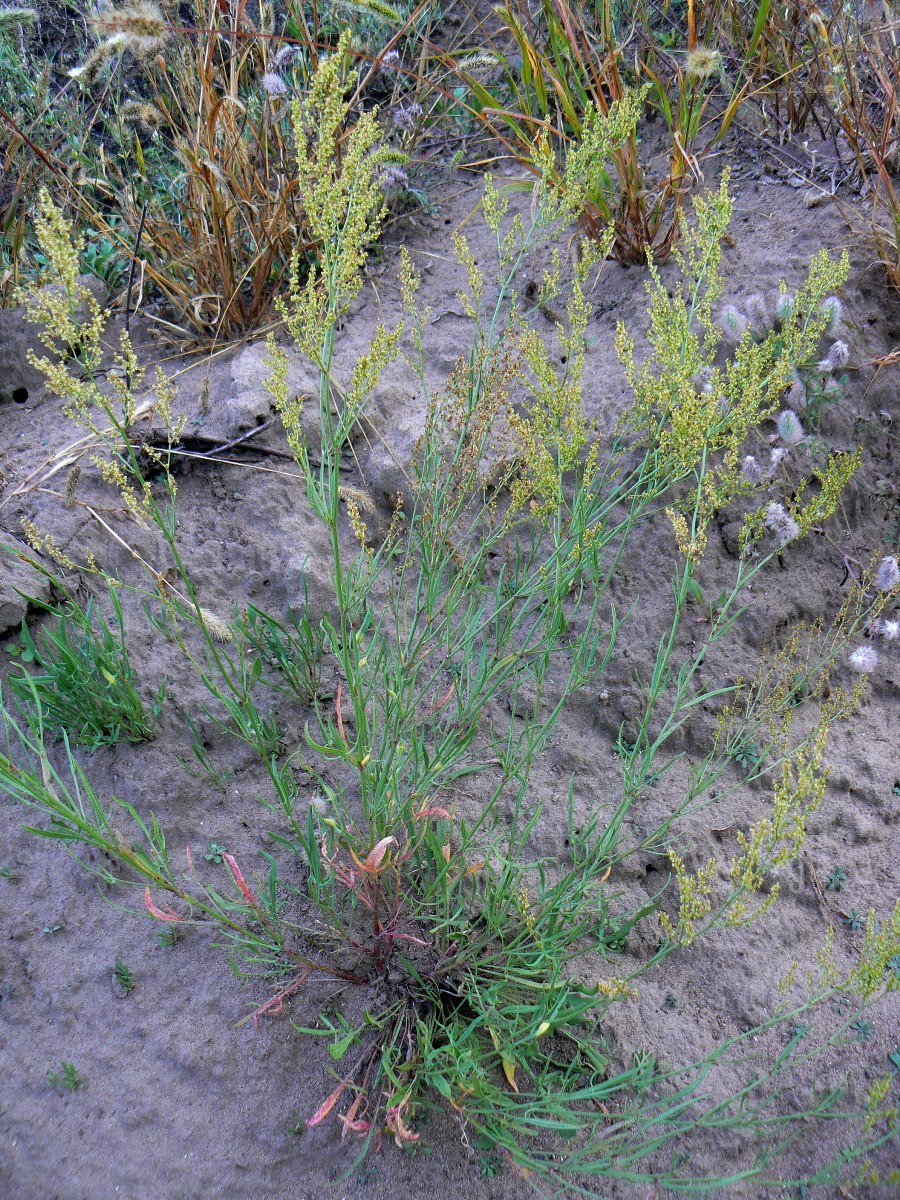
[307,1083,346,1127]
[338,1094,370,1140]
[144,887,183,923]
[222,853,260,908]
[386,1102,419,1147]
[364,835,397,873]
[414,806,452,821]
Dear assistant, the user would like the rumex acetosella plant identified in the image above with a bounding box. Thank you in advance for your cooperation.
[1,47,898,1193]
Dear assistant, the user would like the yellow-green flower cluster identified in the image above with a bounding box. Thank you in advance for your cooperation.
[848,901,900,999]
[282,32,396,359]
[23,190,105,373]
[727,722,833,925]
[509,238,605,518]
[660,850,716,946]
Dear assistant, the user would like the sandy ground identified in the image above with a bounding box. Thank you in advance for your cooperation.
[1,158,898,1200]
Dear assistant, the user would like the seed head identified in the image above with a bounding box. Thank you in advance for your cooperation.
[825,339,849,371]
[308,794,329,815]
[274,43,298,68]
[262,71,287,96]
[848,645,878,673]
[765,501,799,547]
[121,100,162,133]
[719,304,748,342]
[874,618,899,641]
[379,163,409,193]
[768,446,788,472]
[785,376,807,412]
[92,1,167,54]
[200,608,232,643]
[776,410,805,446]
[820,295,842,335]
[692,366,714,394]
[686,46,721,79]
[380,48,401,72]
[391,100,423,133]
[875,555,900,592]
[0,8,37,28]
[746,292,770,328]
[741,455,763,484]
[69,39,120,82]
[775,292,796,323]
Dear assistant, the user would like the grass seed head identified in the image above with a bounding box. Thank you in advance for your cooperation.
[686,46,721,79]
[91,2,167,55]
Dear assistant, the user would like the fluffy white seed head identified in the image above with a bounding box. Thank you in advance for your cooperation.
[720,304,749,342]
[262,72,287,96]
[765,502,800,547]
[775,292,796,322]
[776,410,805,446]
[875,555,899,591]
[848,645,878,673]
[741,455,763,484]
[826,339,849,371]
[820,295,842,335]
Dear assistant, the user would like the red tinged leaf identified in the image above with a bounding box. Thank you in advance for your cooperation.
[307,1083,346,1127]
[414,805,452,821]
[222,853,260,908]
[144,887,183,922]
[364,835,397,873]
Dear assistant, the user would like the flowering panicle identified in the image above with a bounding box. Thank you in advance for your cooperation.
[660,851,716,946]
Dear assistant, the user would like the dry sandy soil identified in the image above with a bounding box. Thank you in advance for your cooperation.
[1,148,898,1200]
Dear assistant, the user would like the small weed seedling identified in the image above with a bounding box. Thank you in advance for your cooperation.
[204,842,228,866]
[826,866,848,892]
[155,926,179,950]
[843,910,864,932]
[47,1062,83,1091]
[113,960,135,996]
[0,865,13,881]
[732,737,761,774]
[849,1019,874,1044]
[479,1149,504,1178]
